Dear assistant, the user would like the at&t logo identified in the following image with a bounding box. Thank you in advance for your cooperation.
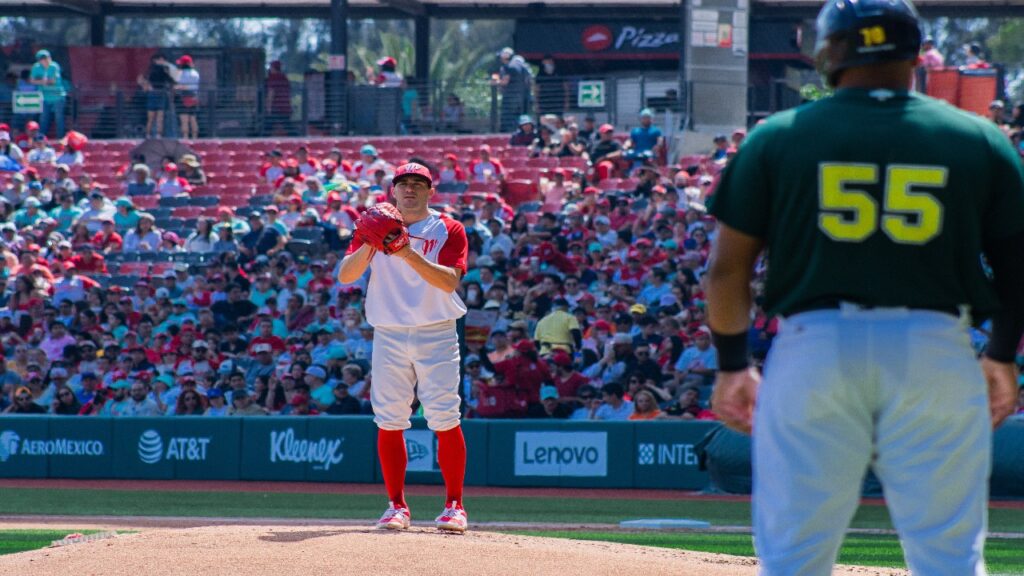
[138,429,212,464]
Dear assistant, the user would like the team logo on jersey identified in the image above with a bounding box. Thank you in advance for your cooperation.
[421,239,438,254]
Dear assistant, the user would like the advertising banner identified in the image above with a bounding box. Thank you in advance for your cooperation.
[47,418,112,478]
[0,417,53,478]
[633,421,718,489]
[516,21,682,60]
[488,421,634,487]
[111,419,176,479]
[374,419,489,486]
[172,418,240,480]
[241,418,312,481]
[306,417,376,483]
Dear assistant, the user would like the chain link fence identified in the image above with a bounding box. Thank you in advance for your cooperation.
[51,73,699,140]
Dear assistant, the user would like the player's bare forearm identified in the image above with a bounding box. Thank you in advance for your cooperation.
[396,247,461,292]
[706,224,764,335]
[338,244,375,284]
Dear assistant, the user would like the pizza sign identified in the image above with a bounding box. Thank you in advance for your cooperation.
[519,20,684,57]
[582,25,615,52]
[581,24,681,52]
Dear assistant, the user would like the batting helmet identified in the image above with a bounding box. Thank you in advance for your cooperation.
[814,0,922,87]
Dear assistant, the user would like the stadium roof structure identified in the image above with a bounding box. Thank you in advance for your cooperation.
[7,0,1024,18]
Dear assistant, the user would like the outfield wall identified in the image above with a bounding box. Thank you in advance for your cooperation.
[0,417,717,490]
[1,417,1020,496]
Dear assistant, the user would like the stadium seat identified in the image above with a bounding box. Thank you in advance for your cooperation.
[503,180,538,207]
[291,228,324,244]
[173,207,204,219]
[117,262,149,275]
[159,196,192,208]
[109,275,140,288]
[191,196,220,207]
[132,195,160,209]
[436,182,468,194]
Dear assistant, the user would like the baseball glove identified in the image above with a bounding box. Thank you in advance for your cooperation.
[355,202,410,255]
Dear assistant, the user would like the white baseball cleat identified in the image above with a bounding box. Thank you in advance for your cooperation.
[434,501,468,533]
[376,502,411,530]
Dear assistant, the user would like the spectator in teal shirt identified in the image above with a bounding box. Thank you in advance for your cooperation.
[29,50,66,138]
[13,197,44,228]
[49,191,82,234]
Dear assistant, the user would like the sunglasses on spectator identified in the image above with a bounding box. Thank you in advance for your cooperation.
[468,362,481,368]
[59,391,73,398]
[16,395,30,401]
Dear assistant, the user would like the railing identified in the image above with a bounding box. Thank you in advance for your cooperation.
[48,74,689,140]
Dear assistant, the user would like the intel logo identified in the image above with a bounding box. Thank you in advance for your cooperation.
[138,430,164,465]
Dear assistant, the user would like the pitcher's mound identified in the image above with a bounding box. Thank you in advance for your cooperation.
[0,524,905,576]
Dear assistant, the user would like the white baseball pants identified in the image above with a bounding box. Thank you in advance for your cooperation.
[371,319,462,432]
[754,307,990,576]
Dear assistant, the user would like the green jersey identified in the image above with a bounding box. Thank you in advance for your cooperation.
[710,89,1024,317]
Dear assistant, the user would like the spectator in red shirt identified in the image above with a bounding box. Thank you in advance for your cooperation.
[306,261,333,294]
[549,350,589,401]
[91,219,123,253]
[438,153,467,185]
[68,244,108,274]
[259,150,285,184]
[156,163,192,197]
[265,61,293,136]
[323,148,353,177]
[468,145,504,183]
[248,317,286,354]
[293,146,320,177]
[491,339,552,410]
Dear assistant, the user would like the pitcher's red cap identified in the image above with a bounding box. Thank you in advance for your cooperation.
[393,163,432,187]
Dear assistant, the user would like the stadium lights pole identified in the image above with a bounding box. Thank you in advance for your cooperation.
[330,0,349,134]
[90,12,105,46]
[678,0,688,130]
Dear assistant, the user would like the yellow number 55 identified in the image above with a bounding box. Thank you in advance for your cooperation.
[819,163,946,245]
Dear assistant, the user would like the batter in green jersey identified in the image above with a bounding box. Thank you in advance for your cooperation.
[711,88,1024,318]
[703,0,1024,574]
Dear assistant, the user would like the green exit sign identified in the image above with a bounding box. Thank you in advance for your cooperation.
[13,92,43,114]
[578,80,605,108]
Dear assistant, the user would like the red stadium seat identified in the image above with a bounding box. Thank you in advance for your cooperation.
[503,180,538,207]
[150,262,174,275]
[118,262,149,275]
[132,195,160,209]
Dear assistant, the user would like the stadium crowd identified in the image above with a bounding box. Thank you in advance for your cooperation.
[0,105,1023,422]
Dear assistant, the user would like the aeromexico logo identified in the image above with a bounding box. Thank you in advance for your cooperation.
[0,430,104,462]
[270,428,344,471]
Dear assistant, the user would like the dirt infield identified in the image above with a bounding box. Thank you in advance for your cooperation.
[0,521,907,576]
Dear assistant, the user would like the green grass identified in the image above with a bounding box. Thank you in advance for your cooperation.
[0,487,1022,534]
[0,529,101,556]
[505,531,1024,574]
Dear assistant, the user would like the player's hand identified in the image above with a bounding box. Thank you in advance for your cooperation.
[392,243,413,260]
[711,367,760,435]
[981,356,1019,428]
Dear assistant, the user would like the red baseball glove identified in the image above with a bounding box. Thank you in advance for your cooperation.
[355,202,410,255]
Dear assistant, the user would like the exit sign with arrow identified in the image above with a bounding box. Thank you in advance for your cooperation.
[578,80,605,108]
[13,92,43,114]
